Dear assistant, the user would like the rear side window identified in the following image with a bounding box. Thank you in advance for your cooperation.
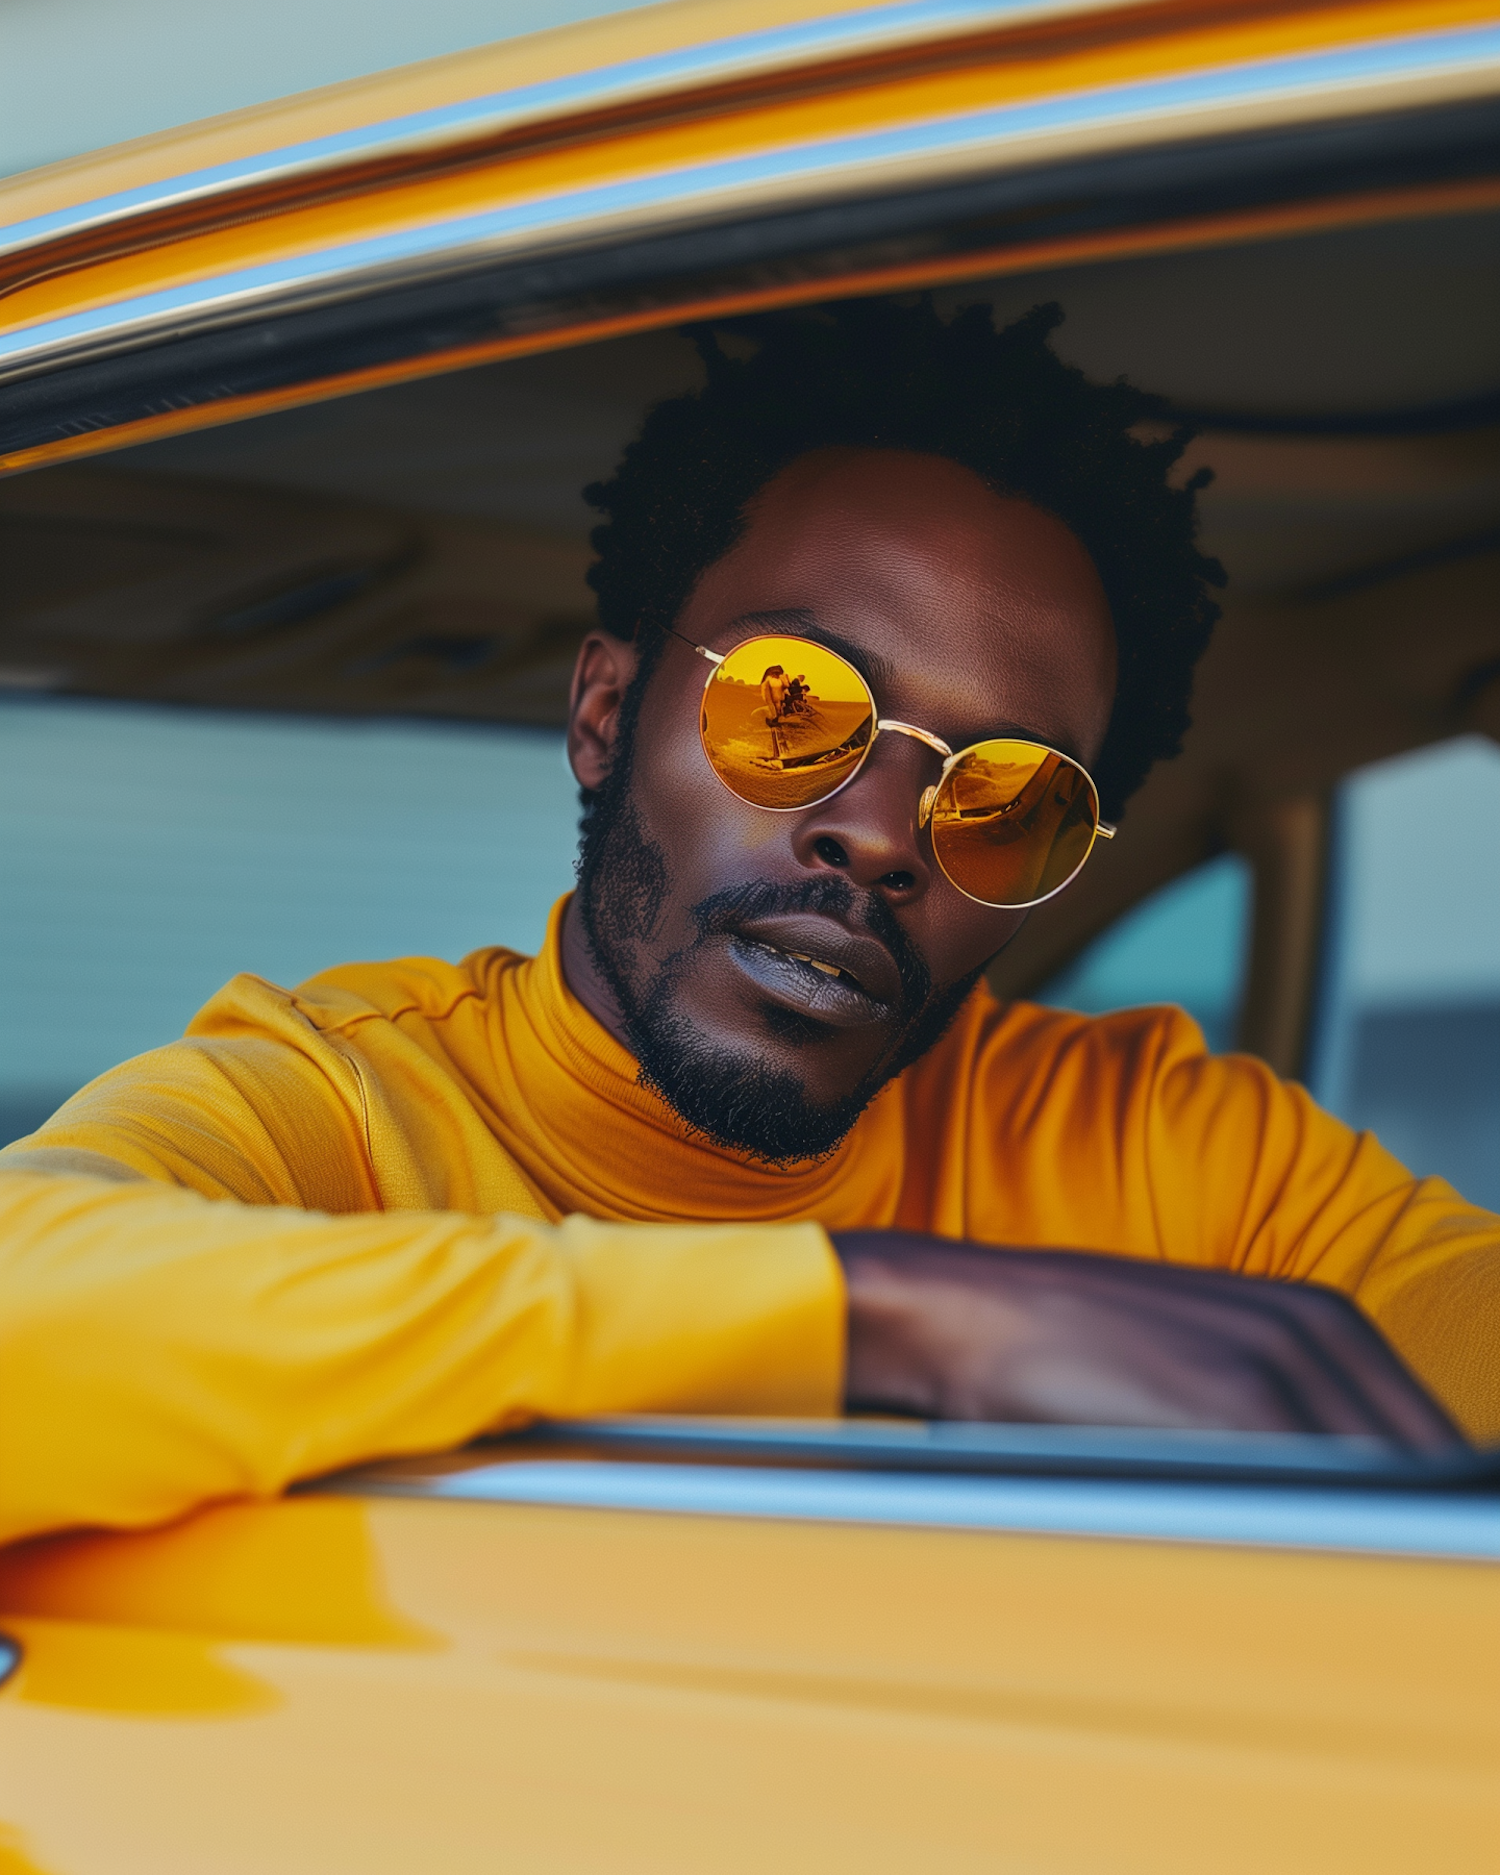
[1036,853,1251,1054]
[1036,741,1500,1210]
[1310,736,1500,1210]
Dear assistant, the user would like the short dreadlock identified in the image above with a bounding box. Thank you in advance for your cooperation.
[584,298,1224,820]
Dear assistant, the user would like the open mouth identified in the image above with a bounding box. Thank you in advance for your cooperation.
[724,928,894,1029]
[711,905,905,1026]
[753,940,866,993]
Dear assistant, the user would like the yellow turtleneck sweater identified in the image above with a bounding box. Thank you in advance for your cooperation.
[2,897,1497,1544]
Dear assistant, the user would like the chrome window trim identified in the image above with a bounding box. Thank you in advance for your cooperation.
[319,1419,1500,1561]
[471,1414,1500,1485]
[328,1456,1500,1561]
[0,0,1130,265]
[3,19,1499,388]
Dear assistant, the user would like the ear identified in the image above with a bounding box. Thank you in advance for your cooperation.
[567,630,640,790]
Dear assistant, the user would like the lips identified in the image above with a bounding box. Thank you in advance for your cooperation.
[724,913,902,1027]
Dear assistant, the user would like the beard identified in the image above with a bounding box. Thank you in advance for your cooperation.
[576,739,983,1166]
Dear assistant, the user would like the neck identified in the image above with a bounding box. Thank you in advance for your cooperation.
[560,892,634,1051]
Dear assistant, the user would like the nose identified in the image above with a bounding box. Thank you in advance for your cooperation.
[790,731,938,899]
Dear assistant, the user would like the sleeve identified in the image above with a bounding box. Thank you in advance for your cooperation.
[1143,1017,1500,1441]
[0,1169,843,1546]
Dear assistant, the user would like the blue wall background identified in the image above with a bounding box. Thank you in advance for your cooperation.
[0,698,580,1140]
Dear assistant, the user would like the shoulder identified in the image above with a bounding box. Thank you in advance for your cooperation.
[184,948,527,1044]
[904,984,1285,1132]
[919,983,1215,1083]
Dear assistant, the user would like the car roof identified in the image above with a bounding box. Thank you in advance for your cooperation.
[4,0,1497,469]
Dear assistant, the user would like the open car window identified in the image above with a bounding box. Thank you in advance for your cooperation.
[4,197,1500,1175]
[1036,853,1252,1054]
[1311,734,1500,1209]
[0,0,1497,1451]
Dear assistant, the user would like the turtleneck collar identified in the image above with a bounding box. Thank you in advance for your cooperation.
[478,897,908,1227]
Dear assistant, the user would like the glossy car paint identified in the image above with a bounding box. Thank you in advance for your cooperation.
[0,1454,1497,1873]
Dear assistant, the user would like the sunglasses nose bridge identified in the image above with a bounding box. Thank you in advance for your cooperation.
[876,718,952,762]
[874,720,952,830]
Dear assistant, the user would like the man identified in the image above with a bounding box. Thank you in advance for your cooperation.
[0,300,1491,1548]
[758,661,793,763]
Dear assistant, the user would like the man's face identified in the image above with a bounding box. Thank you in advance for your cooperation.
[567,447,1117,1161]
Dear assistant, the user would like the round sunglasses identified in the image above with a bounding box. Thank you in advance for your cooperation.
[676,630,1115,910]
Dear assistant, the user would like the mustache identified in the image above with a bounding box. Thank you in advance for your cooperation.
[688,875,933,1014]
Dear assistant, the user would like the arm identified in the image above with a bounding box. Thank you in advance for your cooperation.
[832,1232,1463,1450]
[1141,1030,1500,1442]
[0,1163,839,1546]
[0,988,844,1545]
[832,1002,1498,1449]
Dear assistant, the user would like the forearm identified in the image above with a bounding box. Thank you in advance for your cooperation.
[0,1171,842,1545]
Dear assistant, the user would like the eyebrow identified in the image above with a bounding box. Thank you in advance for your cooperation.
[722,608,1078,759]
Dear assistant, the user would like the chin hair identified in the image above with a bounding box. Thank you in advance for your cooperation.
[636,1020,873,1165]
[626,940,984,1168]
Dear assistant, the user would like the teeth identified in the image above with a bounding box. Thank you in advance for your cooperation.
[749,936,863,990]
[785,949,844,979]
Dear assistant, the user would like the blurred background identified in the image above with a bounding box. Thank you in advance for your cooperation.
[0,0,649,180]
[0,699,579,1144]
[1046,735,1500,1210]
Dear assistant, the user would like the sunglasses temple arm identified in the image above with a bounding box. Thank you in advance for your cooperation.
[1097,821,1117,839]
[664,624,724,666]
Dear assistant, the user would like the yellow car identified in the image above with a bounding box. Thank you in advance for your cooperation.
[1,1,1498,1868]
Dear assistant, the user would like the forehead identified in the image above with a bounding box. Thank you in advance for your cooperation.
[679,447,1117,750]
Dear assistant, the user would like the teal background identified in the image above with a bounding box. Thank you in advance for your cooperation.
[0,697,579,1140]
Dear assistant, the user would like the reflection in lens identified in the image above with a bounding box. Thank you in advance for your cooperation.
[930,740,1098,907]
[701,635,875,809]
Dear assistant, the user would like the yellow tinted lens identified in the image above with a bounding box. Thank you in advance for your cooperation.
[930,740,1099,907]
[700,635,875,809]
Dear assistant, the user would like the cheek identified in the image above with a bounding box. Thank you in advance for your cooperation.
[919,895,1028,982]
[734,815,785,856]
[631,667,710,802]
